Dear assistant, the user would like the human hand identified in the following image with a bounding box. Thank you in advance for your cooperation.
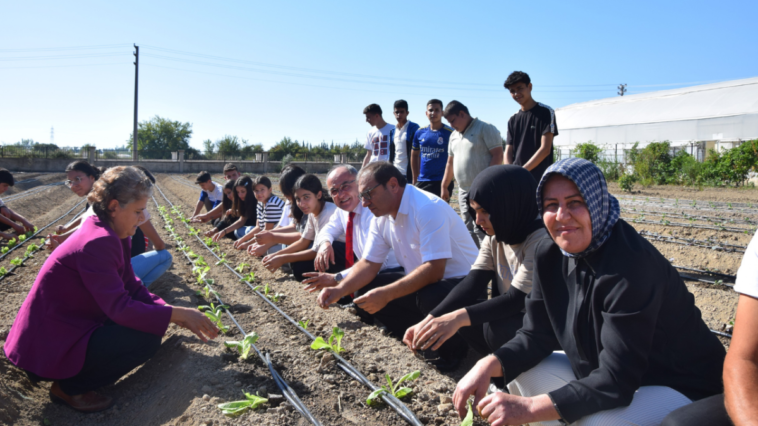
[441,186,450,202]
[353,287,389,314]
[55,225,66,235]
[45,234,61,251]
[203,228,216,237]
[314,243,334,272]
[413,310,468,351]
[211,231,225,243]
[477,392,537,426]
[170,306,220,343]
[247,243,268,257]
[317,286,344,309]
[12,223,25,234]
[302,272,337,293]
[21,220,34,232]
[190,214,210,223]
[262,255,285,272]
[402,321,423,352]
[453,355,501,418]
[254,230,274,245]
[233,239,248,250]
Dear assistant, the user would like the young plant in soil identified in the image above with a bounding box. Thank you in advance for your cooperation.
[460,401,474,426]
[1,247,8,254]
[10,258,23,267]
[7,238,17,248]
[0,266,7,276]
[18,235,26,243]
[366,371,420,406]
[240,271,255,282]
[198,302,230,333]
[224,333,260,360]
[217,391,268,416]
[311,327,346,354]
[298,320,310,330]
[195,285,219,300]
[215,253,228,266]
[234,262,250,273]
[254,283,283,302]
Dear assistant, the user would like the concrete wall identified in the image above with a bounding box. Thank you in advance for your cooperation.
[0,157,363,175]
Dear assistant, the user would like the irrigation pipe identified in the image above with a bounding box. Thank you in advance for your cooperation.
[0,199,87,263]
[153,197,322,425]
[621,208,756,226]
[154,182,423,426]
[638,230,746,252]
[3,182,65,203]
[616,195,758,211]
[623,217,755,234]
[674,265,736,280]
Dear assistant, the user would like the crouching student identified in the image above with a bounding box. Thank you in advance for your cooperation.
[3,166,218,413]
[204,180,236,239]
[190,163,241,224]
[232,176,284,250]
[247,165,308,257]
[453,158,726,426]
[211,176,257,242]
[192,171,223,217]
[262,174,346,280]
[47,160,102,249]
[317,162,478,371]
[0,168,35,240]
[403,165,547,359]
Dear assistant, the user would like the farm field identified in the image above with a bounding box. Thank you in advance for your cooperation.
[0,172,755,426]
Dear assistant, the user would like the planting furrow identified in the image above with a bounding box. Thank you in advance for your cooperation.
[617,195,758,212]
[152,197,323,425]
[154,180,425,426]
[621,208,757,226]
[3,182,65,203]
[638,230,746,253]
[0,198,87,265]
[622,217,756,234]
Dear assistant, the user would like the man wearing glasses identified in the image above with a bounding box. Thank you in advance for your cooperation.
[316,162,478,371]
[302,165,399,294]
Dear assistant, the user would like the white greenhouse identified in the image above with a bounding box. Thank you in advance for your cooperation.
[553,76,758,162]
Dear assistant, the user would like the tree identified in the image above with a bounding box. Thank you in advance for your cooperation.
[240,142,264,159]
[203,139,215,155]
[128,115,193,159]
[216,135,242,158]
[269,137,302,161]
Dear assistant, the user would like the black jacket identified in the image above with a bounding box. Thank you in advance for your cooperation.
[494,220,725,423]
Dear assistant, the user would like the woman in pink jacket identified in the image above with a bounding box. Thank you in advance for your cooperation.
[4,166,219,413]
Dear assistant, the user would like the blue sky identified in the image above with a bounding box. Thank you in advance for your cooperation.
[2,0,756,151]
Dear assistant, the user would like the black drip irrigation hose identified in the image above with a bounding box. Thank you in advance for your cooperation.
[0,198,87,263]
[0,203,87,282]
[3,182,65,203]
[623,217,755,234]
[621,208,757,226]
[616,195,758,212]
[638,230,746,253]
[154,183,423,426]
[675,265,736,280]
[152,196,322,426]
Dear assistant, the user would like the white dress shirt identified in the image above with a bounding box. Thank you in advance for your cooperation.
[316,202,400,278]
[394,121,410,175]
[364,185,478,279]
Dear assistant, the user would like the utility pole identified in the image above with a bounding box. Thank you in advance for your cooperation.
[132,44,139,161]
[617,83,627,96]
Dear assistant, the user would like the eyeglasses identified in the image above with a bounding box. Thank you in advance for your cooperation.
[329,179,355,197]
[358,183,382,201]
[65,176,84,188]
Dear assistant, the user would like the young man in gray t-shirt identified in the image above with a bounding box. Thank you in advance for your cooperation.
[440,100,504,248]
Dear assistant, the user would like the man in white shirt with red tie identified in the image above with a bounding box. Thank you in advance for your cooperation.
[302,165,400,292]
[316,162,479,371]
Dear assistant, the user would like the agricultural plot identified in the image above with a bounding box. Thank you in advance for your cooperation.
[0,172,753,425]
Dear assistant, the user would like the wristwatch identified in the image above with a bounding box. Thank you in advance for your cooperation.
[334,272,344,283]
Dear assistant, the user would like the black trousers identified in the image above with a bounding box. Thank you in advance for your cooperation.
[356,271,466,360]
[415,180,454,203]
[457,312,525,356]
[291,241,347,281]
[26,322,162,395]
[661,394,732,426]
[203,198,214,212]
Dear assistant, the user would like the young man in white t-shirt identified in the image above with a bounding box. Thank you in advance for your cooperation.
[362,103,395,168]
[192,171,224,217]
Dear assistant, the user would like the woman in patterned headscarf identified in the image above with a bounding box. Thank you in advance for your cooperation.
[452,158,726,426]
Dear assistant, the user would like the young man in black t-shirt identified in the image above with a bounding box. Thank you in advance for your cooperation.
[504,71,558,183]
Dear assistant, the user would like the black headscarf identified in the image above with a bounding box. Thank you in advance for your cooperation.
[467,165,543,245]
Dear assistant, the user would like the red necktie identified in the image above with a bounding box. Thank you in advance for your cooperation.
[345,212,356,268]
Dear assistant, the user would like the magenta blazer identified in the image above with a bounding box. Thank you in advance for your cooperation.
[4,215,172,379]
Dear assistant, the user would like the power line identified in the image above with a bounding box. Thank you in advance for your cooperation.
[0,44,131,53]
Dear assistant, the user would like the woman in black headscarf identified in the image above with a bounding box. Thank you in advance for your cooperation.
[403,165,549,356]
[452,158,726,426]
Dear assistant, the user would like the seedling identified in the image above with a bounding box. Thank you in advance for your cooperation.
[39,237,45,245]
[18,235,26,243]
[224,333,260,360]
[196,285,219,300]
[198,302,229,332]
[0,267,7,276]
[1,247,8,254]
[7,238,16,248]
[311,327,346,354]
[217,391,267,416]
[460,401,474,426]
[241,272,255,282]
[254,283,283,302]
[195,267,212,284]
[235,262,250,273]
[188,228,200,237]
[366,371,420,406]
[10,258,23,267]
[298,320,310,330]
[215,253,228,266]
[187,251,198,259]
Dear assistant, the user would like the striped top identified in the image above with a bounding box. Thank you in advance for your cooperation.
[257,194,285,224]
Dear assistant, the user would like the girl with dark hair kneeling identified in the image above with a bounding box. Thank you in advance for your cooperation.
[261,174,347,280]
[403,165,548,359]
[453,159,725,426]
[4,166,219,412]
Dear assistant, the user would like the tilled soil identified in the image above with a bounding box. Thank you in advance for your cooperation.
[0,171,753,425]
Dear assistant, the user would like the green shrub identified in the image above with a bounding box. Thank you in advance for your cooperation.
[571,141,603,164]
[619,173,637,192]
[634,141,672,185]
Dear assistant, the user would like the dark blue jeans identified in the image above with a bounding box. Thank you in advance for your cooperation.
[27,322,162,395]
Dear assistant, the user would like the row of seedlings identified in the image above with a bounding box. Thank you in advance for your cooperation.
[154,182,426,426]
[617,195,758,213]
[638,230,747,253]
[153,199,323,424]
[621,207,757,227]
[624,215,756,235]
[0,200,87,281]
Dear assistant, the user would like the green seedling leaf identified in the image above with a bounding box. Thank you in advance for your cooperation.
[298,320,310,330]
[39,238,45,245]
[7,238,16,248]
[217,391,267,416]
[394,387,413,399]
[310,327,346,353]
[460,401,474,426]
[18,235,26,242]
[366,370,420,407]
[1,247,8,254]
[216,253,227,265]
[310,337,332,351]
[234,263,250,273]
[366,388,386,406]
[224,333,260,360]
[10,258,23,267]
[188,251,198,259]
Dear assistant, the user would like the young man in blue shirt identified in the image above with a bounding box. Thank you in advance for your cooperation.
[192,171,224,217]
[410,99,454,201]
